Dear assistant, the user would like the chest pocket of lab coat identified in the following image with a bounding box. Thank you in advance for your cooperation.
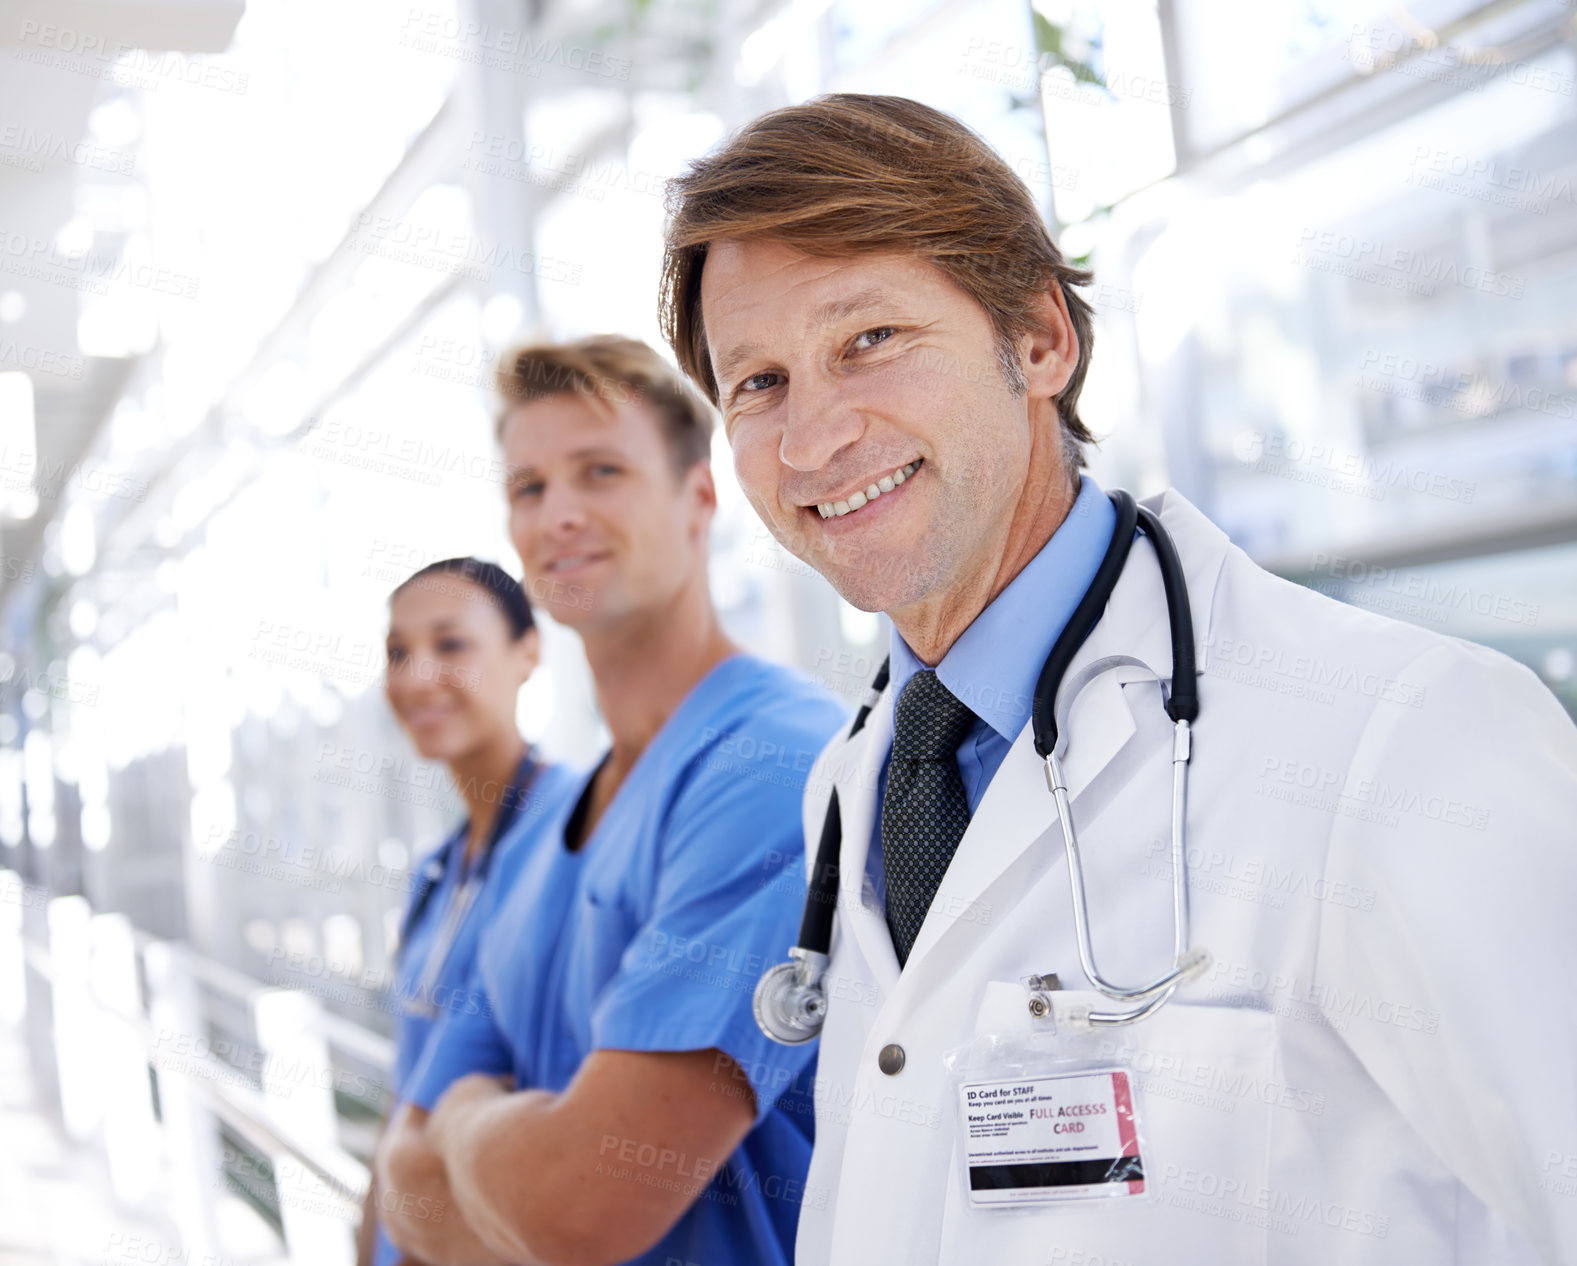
[937,985,1279,1266]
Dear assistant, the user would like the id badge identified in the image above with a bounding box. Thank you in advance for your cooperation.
[958,1068,1145,1207]
[945,982,1154,1211]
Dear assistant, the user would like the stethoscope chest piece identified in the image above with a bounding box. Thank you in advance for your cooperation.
[752,947,829,1044]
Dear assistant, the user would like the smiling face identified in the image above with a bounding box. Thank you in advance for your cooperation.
[384,575,539,764]
[701,240,1076,619]
[500,391,715,632]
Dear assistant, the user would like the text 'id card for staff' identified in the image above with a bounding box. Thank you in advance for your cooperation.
[958,1068,1145,1207]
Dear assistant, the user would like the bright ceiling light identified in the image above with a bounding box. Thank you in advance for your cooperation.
[88,96,142,149]
[481,292,523,346]
[55,218,95,258]
[61,504,97,576]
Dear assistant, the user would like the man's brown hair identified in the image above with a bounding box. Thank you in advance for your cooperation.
[495,334,715,475]
[659,93,1097,465]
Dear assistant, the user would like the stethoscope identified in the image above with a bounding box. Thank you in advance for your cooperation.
[753,489,1212,1042]
[399,749,539,1018]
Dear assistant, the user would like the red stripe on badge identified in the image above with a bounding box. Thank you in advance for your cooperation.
[1111,1071,1144,1194]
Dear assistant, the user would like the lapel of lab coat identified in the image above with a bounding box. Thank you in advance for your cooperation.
[880,489,1232,1000]
[824,673,903,991]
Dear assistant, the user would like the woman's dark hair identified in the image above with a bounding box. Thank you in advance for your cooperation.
[391,557,535,639]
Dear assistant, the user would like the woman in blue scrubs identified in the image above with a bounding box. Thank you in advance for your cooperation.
[359,557,578,1266]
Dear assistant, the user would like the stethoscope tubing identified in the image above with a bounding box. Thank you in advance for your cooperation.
[399,750,540,1016]
[760,489,1206,1036]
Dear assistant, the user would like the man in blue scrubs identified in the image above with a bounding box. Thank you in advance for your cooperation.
[376,335,845,1266]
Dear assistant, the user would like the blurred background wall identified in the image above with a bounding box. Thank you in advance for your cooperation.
[1,0,1574,1260]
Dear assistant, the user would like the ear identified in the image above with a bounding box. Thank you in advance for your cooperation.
[684,460,718,544]
[1018,278,1079,401]
[512,626,542,684]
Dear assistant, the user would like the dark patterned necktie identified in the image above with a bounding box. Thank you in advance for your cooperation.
[882,669,978,967]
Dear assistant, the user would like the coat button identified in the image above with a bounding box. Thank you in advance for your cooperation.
[877,1043,906,1076]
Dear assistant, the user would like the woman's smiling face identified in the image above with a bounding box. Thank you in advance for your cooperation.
[385,574,537,764]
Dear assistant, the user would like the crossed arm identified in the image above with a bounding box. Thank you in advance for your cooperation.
[376,1048,757,1266]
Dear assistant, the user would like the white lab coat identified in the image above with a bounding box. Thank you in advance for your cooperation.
[796,489,1577,1266]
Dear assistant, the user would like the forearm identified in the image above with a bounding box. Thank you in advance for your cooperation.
[429,1087,561,1265]
[426,1054,753,1266]
[377,1107,515,1266]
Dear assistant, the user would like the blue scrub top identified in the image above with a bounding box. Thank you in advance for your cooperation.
[407,654,846,1266]
[375,759,581,1266]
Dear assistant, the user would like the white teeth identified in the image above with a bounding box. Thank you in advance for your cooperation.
[816,460,921,519]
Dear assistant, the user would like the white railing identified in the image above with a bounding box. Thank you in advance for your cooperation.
[0,868,390,1266]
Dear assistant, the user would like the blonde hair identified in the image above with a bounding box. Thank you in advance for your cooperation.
[496,334,716,474]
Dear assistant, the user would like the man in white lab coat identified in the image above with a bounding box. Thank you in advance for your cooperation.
[658,94,1577,1264]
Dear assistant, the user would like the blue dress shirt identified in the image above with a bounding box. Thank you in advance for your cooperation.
[867,473,1116,906]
